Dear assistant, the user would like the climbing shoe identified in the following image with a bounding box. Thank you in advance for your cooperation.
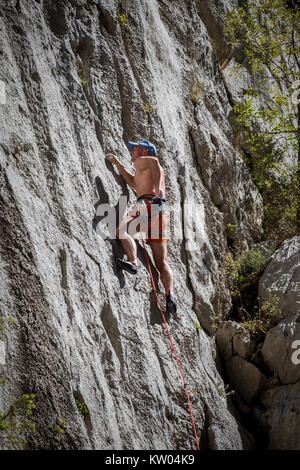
[166,293,177,314]
[115,257,139,274]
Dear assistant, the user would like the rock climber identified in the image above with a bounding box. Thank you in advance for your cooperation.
[105,140,177,314]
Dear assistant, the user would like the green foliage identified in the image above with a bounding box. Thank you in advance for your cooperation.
[118,0,127,27]
[237,248,272,281]
[218,247,282,342]
[0,316,35,449]
[54,425,65,435]
[216,382,235,398]
[0,378,9,386]
[241,295,284,337]
[0,316,18,342]
[191,81,203,105]
[54,416,66,435]
[224,0,300,241]
[214,313,223,330]
[76,64,89,88]
[118,13,127,27]
[193,321,203,331]
[75,399,88,415]
[223,247,272,293]
[262,163,299,240]
[144,101,153,115]
[224,0,300,88]
[226,223,235,234]
[0,393,36,450]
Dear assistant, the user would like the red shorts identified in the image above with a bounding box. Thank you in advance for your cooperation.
[128,197,168,245]
[144,199,168,245]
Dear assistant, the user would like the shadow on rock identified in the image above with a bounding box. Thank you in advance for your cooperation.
[137,242,171,326]
[93,175,128,287]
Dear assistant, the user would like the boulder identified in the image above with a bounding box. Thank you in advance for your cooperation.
[258,236,300,317]
[261,315,300,384]
[232,328,256,360]
[226,355,267,404]
[253,382,300,450]
[216,322,256,361]
[216,321,240,360]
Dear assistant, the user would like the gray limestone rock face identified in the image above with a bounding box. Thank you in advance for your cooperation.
[215,320,240,360]
[194,0,239,64]
[258,236,300,317]
[222,59,253,104]
[253,382,300,450]
[261,315,300,385]
[0,0,266,450]
[216,321,257,361]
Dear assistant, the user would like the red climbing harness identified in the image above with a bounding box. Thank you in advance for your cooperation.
[141,238,200,451]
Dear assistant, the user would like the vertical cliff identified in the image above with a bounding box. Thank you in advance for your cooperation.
[0,0,266,449]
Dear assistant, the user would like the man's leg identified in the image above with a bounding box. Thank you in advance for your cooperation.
[116,214,138,265]
[148,241,174,295]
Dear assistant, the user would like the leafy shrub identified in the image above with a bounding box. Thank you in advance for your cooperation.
[241,294,284,337]
[224,247,272,293]
[216,383,235,398]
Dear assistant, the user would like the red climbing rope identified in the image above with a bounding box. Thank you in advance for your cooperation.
[141,238,200,451]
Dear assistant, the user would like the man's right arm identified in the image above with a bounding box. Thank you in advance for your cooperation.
[105,153,136,190]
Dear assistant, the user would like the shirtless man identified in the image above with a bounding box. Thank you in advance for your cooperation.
[106,140,176,314]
